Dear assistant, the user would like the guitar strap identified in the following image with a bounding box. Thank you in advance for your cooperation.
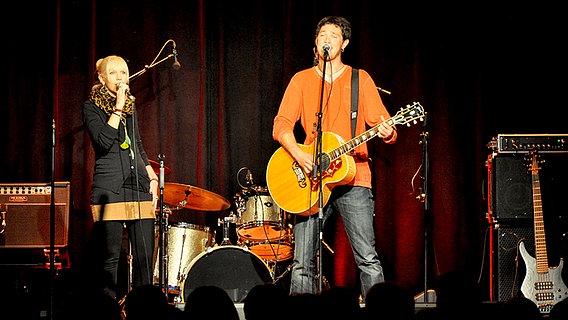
[351,68,359,138]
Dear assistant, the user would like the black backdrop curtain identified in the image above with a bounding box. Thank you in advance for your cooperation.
[2,0,567,299]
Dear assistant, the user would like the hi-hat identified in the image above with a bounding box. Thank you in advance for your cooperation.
[149,160,171,175]
[163,182,230,211]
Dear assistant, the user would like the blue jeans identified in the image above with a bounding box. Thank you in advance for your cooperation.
[289,186,384,299]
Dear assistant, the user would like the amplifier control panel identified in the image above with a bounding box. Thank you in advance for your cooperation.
[488,134,568,153]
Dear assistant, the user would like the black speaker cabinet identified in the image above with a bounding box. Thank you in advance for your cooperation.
[489,153,568,222]
[495,225,534,302]
[0,182,70,248]
[489,154,533,221]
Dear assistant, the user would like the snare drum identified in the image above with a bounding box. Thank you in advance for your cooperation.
[236,187,287,242]
[182,245,273,302]
[154,222,215,292]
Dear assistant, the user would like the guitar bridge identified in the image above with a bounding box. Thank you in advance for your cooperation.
[291,161,308,188]
[537,303,553,314]
[310,158,343,192]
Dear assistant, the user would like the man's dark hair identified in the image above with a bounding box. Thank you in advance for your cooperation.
[315,16,351,41]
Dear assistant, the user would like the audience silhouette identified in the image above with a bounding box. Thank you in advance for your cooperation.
[319,286,363,320]
[11,267,563,320]
[59,288,122,320]
[364,281,414,320]
[549,297,568,320]
[414,270,490,320]
[183,285,240,320]
[499,296,542,320]
[243,283,288,320]
[122,284,172,320]
[287,292,322,320]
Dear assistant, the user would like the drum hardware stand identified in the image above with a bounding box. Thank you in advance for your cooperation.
[156,155,170,298]
[273,263,292,283]
[117,235,133,317]
[218,213,237,246]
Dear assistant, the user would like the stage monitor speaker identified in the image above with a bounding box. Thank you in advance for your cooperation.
[495,225,534,302]
[0,181,70,248]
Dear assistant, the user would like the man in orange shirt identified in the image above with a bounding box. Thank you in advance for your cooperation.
[272,16,397,300]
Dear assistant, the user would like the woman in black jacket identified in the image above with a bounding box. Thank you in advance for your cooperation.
[83,55,159,300]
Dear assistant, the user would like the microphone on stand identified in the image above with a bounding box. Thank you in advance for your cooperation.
[245,169,256,188]
[172,41,181,70]
[322,43,331,58]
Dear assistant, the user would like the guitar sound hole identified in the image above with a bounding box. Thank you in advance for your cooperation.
[320,154,330,171]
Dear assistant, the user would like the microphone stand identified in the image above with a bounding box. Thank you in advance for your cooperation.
[49,119,56,320]
[129,39,177,81]
[416,112,436,304]
[126,39,177,297]
[313,50,329,294]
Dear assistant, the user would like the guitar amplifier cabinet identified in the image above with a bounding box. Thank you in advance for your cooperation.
[0,182,70,248]
[488,152,568,222]
[495,224,534,302]
[488,154,533,221]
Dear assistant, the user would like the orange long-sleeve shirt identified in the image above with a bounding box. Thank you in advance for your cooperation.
[273,66,393,188]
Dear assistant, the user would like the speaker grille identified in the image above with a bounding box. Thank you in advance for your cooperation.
[491,155,533,221]
[496,225,534,302]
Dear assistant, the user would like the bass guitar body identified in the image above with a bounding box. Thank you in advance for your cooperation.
[519,241,568,313]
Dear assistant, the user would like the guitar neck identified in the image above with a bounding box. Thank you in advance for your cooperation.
[326,102,424,161]
[532,170,549,273]
[327,118,395,161]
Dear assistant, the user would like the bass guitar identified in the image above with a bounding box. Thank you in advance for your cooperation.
[519,150,568,313]
[266,102,424,216]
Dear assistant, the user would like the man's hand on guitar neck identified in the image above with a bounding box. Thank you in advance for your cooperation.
[378,115,397,144]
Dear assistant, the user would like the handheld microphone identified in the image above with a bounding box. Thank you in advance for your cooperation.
[116,82,135,100]
[172,42,181,70]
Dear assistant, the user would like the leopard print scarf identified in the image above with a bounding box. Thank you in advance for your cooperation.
[88,84,134,117]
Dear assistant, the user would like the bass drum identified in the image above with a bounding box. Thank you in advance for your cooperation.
[182,245,273,303]
[154,222,215,294]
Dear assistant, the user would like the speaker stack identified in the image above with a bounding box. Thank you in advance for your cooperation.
[486,134,568,302]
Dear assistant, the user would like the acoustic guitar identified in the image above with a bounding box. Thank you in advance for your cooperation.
[266,102,424,216]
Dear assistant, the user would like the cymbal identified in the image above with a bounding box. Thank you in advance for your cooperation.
[149,160,171,175]
[163,182,230,211]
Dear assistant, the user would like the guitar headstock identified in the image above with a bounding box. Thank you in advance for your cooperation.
[392,102,425,127]
[526,150,544,173]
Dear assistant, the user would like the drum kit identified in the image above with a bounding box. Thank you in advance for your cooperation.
[149,161,293,303]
